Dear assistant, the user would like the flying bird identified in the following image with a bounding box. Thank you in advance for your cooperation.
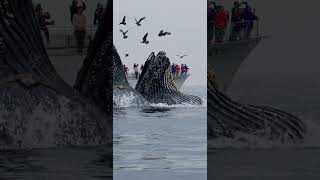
[135,17,146,26]
[158,30,172,37]
[125,53,129,57]
[176,54,188,59]
[120,16,126,25]
[141,33,149,44]
[120,29,129,39]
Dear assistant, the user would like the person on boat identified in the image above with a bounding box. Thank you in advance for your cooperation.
[214,6,229,43]
[70,0,86,23]
[172,63,176,75]
[230,1,242,41]
[207,2,216,44]
[175,64,181,77]
[181,64,185,76]
[185,64,189,74]
[242,3,258,39]
[35,4,55,43]
[123,64,129,76]
[94,2,104,25]
[133,63,139,79]
[72,4,87,54]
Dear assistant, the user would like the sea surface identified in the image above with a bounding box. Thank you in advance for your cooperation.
[0,54,206,180]
[208,72,320,180]
[113,84,207,180]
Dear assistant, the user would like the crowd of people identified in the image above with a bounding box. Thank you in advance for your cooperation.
[34,1,105,53]
[123,63,188,79]
[208,1,258,43]
[123,64,144,79]
[171,63,189,77]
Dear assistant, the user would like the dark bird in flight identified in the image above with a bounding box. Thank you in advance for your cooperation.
[135,17,146,26]
[176,54,188,59]
[158,30,172,37]
[125,54,129,57]
[141,33,149,44]
[120,29,129,39]
[120,16,126,25]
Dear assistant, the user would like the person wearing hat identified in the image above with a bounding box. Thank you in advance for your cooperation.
[72,4,87,54]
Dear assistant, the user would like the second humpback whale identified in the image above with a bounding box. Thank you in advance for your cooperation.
[0,0,112,147]
[113,46,147,107]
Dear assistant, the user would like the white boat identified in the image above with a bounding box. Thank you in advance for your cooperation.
[208,20,266,91]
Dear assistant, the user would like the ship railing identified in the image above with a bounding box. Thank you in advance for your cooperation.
[41,25,98,50]
[210,19,260,44]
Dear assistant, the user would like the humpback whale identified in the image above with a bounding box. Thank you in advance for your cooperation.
[113,46,147,107]
[74,0,113,112]
[136,51,203,105]
[207,71,306,143]
[0,0,111,147]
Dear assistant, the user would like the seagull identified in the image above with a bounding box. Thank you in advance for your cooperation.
[176,54,188,59]
[120,16,126,25]
[158,30,172,37]
[120,29,129,39]
[135,17,146,26]
[141,33,149,44]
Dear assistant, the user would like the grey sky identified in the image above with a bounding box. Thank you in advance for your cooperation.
[113,0,207,85]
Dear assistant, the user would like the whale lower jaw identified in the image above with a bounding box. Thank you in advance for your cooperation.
[208,75,306,143]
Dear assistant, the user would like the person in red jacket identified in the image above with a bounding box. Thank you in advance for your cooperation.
[215,6,229,43]
[175,64,181,77]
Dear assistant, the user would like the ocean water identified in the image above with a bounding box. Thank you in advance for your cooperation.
[209,72,320,180]
[113,84,207,180]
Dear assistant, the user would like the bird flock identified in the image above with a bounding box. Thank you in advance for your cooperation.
[119,16,172,45]
[119,16,187,59]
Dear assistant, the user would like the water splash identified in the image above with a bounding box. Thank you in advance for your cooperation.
[0,97,111,149]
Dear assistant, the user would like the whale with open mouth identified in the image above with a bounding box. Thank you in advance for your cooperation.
[0,0,112,147]
[135,51,203,105]
[207,71,306,143]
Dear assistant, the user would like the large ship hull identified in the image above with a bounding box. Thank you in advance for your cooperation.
[208,37,262,91]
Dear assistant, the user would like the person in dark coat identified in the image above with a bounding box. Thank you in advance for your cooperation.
[94,2,104,25]
[35,4,55,43]
[242,4,258,38]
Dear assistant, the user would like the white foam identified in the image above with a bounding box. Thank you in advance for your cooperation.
[113,92,145,108]
[149,98,207,108]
